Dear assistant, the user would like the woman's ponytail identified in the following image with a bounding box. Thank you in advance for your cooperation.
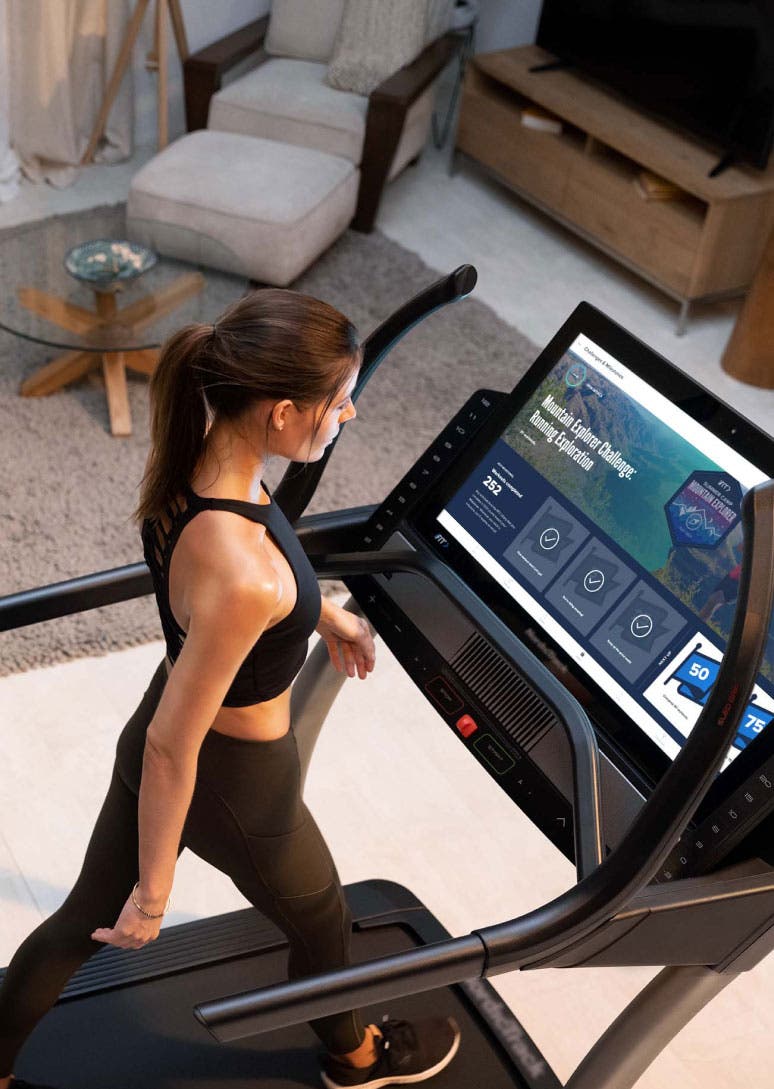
[134,323,212,523]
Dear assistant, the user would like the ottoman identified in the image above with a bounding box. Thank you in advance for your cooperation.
[127,130,359,286]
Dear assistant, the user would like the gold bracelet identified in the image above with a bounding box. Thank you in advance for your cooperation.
[131,881,170,919]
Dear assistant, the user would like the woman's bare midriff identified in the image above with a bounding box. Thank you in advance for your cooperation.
[164,656,292,741]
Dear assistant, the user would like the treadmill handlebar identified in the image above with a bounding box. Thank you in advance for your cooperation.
[0,508,375,631]
[194,934,486,1044]
[195,479,773,1039]
[0,562,153,632]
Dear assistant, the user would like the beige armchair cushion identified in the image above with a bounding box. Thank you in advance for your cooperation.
[264,0,345,62]
[326,0,427,96]
[209,59,367,164]
[425,0,455,42]
[208,57,438,177]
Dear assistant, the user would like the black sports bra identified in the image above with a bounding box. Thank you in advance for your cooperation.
[141,482,321,707]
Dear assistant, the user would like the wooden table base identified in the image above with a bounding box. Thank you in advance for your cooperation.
[18,272,204,436]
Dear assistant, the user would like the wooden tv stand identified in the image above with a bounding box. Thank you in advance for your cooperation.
[455,45,774,334]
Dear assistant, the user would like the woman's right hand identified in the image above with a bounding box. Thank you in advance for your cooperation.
[91,889,165,950]
[316,598,375,679]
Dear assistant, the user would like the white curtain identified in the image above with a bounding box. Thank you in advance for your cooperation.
[0,0,21,202]
[8,0,133,189]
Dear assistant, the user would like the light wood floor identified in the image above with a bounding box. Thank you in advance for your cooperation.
[1,134,773,1088]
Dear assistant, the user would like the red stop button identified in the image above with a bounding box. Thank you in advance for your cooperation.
[456,714,478,738]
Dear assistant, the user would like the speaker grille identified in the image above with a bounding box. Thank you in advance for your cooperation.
[450,633,557,750]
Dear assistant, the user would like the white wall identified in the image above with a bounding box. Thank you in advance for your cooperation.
[132,0,269,149]
[473,0,541,53]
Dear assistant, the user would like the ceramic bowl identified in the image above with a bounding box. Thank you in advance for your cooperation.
[64,238,157,291]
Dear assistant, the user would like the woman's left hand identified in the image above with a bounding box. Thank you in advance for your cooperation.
[317,600,375,679]
[91,891,163,950]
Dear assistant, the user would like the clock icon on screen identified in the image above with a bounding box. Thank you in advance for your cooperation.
[565,362,586,387]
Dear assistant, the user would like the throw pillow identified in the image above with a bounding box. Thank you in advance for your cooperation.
[425,0,454,43]
[265,0,346,62]
[326,0,428,97]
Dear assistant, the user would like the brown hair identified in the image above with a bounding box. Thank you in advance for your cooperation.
[134,288,360,524]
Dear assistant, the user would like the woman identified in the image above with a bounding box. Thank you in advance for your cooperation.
[0,290,460,1089]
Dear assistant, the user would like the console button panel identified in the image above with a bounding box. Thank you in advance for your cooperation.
[359,390,505,551]
[655,758,774,883]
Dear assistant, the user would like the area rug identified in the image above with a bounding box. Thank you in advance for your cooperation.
[0,204,539,676]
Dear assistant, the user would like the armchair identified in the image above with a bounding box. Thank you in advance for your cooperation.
[183,14,459,233]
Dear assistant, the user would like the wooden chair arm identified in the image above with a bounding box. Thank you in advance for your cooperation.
[370,32,460,106]
[184,15,270,131]
[354,32,460,232]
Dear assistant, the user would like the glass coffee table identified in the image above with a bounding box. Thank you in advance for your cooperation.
[0,210,248,437]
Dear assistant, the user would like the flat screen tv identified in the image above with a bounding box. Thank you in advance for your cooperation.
[535,0,774,171]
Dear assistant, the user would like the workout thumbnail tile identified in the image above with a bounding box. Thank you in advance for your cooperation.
[546,538,636,636]
[590,581,687,683]
[503,498,588,590]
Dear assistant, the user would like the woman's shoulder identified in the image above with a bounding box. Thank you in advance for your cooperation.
[173,504,273,588]
[182,516,282,629]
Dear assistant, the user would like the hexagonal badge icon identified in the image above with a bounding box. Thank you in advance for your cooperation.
[665,471,743,549]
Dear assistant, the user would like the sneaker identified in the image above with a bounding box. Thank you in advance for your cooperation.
[320,1015,461,1088]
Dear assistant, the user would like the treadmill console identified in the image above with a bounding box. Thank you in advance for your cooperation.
[344,303,774,882]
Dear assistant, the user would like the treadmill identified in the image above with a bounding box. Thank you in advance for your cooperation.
[2,268,774,1089]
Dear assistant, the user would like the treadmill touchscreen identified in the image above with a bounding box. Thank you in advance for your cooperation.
[432,330,774,776]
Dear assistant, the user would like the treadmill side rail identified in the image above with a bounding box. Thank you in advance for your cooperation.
[194,933,487,1043]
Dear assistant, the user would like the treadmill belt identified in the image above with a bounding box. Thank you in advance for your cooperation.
[14,917,527,1088]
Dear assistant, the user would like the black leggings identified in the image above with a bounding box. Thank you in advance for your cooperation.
[0,660,365,1074]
